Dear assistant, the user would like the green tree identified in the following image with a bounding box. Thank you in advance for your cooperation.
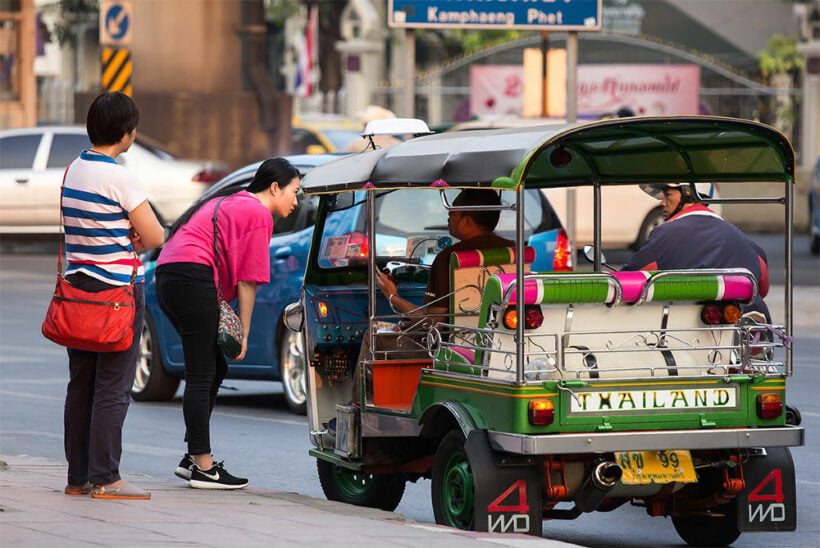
[757,33,805,139]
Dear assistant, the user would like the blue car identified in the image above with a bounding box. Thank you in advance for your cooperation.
[132,153,571,414]
[132,154,341,414]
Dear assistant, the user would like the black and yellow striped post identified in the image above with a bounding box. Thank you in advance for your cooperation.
[101,47,132,96]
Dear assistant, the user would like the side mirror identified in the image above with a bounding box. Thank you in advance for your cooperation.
[282,302,304,333]
[583,245,614,271]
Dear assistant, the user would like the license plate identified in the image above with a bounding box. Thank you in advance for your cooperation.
[615,450,697,485]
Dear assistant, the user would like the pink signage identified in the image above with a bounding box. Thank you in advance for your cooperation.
[470,63,701,118]
[577,64,701,116]
[470,65,524,117]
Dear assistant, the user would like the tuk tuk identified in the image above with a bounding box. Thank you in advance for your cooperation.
[283,116,804,546]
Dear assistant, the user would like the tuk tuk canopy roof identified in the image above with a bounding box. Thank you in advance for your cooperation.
[300,116,794,194]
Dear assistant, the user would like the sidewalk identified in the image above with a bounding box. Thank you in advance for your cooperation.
[0,454,577,547]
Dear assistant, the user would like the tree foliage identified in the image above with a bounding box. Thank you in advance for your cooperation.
[757,33,805,78]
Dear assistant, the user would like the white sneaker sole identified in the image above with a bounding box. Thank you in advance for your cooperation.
[189,479,249,490]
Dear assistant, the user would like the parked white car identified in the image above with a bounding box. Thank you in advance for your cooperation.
[0,126,228,233]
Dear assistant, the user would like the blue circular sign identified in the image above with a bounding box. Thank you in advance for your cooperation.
[105,4,130,40]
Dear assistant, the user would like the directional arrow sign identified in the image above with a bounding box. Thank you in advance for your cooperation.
[100,1,133,46]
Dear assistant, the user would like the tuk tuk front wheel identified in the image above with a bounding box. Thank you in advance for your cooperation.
[432,430,475,530]
[316,460,405,511]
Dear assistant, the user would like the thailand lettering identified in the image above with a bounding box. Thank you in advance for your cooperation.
[570,388,736,413]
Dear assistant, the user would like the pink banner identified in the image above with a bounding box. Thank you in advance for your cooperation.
[470,65,524,117]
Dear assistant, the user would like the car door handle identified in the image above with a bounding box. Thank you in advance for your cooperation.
[14,177,29,183]
[273,247,293,259]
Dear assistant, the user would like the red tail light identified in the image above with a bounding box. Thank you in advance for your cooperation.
[502,305,544,330]
[756,393,783,419]
[701,302,743,325]
[553,228,573,271]
[192,169,229,184]
[528,399,555,425]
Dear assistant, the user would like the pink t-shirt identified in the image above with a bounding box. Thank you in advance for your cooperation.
[157,191,273,302]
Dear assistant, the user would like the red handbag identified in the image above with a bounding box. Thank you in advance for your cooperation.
[41,165,137,353]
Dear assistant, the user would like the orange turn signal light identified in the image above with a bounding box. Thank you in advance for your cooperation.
[503,305,544,330]
[528,399,555,425]
[756,393,783,419]
[318,301,329,319]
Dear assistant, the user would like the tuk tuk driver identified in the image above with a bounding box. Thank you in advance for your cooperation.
[623,182,770,320]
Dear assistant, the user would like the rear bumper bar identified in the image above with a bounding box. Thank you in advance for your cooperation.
[488,426,804,455]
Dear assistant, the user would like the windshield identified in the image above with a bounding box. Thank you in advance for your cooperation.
[315,188,561,271]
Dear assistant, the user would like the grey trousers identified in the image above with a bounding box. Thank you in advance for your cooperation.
[63,273,144,486]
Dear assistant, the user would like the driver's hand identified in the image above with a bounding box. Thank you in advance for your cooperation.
[375,269,397,297]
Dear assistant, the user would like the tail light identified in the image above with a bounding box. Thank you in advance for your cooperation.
[502,305,544,330]
[700,302,743,325]
[552,228,573,271]
[528,399,555,425]
[756,393,783,419]
[192,169,229,184]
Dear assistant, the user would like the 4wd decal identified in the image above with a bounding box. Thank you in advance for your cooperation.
[488,480,530,533]
[739,447,797,532]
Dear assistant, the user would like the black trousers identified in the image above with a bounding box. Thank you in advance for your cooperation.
[156,263,227,456]
[63,273,144,486]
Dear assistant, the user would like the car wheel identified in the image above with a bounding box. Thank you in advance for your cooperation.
[131,312,180,401]
[432,430,475,530]
[634,206,665,249]
[671,500,741,547]
[316,459,405,511]
[279,328,307,415]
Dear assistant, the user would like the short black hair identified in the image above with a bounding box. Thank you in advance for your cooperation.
[86,92,140,146]
[453,189,502,231]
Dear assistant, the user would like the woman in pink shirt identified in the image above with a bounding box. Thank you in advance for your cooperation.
[156,158,300,489]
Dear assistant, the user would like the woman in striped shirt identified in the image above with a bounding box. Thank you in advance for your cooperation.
[62,92,165,500]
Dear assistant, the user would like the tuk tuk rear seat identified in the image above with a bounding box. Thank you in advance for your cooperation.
[435,268,758,380]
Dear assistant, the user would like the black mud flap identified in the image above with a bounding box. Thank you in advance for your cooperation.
[466,430,543,536]
[738,447,797,532]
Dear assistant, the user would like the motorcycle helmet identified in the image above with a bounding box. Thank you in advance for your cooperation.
[640,182,715,202]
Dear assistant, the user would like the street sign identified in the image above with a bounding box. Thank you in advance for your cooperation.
[100,0,133,46]
[101,47,132,96]
[388,0,601,30]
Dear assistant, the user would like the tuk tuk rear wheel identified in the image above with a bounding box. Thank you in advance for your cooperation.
[432,430,475,530]
[671,501,741,547]
[316,459,405,511]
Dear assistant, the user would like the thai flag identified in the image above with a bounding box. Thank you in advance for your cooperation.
[295,7,317,98]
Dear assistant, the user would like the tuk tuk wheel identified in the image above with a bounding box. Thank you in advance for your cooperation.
[279,329,307,415]
[671,500,740,547]
[432,430,475,530]
[316,460,405,511]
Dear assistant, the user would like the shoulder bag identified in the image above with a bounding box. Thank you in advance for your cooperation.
[213,197,244,359]
[41,165,137,352]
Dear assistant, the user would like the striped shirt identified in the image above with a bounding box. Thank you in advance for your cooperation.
[63,150,148,286]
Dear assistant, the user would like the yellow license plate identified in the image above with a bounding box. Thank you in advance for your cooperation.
[615,450,697,485]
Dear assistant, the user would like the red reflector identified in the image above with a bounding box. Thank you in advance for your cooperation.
[524,307,544,329]
[528,400,555,425]
[553,228,573,271]
[756,393,783,419]
[701,304,722,325]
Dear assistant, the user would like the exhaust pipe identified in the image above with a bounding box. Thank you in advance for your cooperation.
[574,461,622,513]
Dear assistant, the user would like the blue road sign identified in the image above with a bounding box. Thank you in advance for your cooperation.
[388,0,601,30]
[103,2,131,43]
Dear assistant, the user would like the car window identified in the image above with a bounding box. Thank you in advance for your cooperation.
[274,194,319,235]
[322,129,361,151]
[290,128,323,154]
[48,134,92,168]
[0,134,41,169]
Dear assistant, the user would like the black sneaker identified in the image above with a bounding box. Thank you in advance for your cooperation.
[189,461,249,490]
[174,454,195,480]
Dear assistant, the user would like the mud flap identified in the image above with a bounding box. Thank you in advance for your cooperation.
[466,430,543,536]
[738,447,797,532]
